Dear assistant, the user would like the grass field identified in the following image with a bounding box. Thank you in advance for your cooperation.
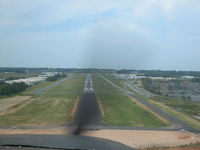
[0,73,85,126]
[23,74,84,98]
[106,74,200,130]
[22,81,53,95]
[0,97,72,126]
[153,95,200,117]
[93,74,167,127]
[43,74,84,99]
[148,96,200,130]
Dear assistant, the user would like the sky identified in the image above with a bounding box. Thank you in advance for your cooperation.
[0,0,200,70]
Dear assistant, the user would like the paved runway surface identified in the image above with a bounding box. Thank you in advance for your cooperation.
[0,134,135,150]
[73,93,101,128]
[72,74,102,134]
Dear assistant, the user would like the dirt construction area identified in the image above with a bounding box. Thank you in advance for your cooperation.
[82,130,200,149]
[153,147,200,150]
[0,129,199,149]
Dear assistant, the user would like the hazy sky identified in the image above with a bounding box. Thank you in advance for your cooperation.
[0,0,200,70]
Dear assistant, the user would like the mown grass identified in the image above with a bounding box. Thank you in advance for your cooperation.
[0,73,85,126]
[148,98,200,130]
[0,97,73,126]
[106,74,200,130]
[131,86,200,130]
[22,81,53,95]
[153,95,200,116]
[93,74,167,127]
[43,74,84,99]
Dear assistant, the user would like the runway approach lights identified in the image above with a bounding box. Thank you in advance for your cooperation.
[83,74,94,93]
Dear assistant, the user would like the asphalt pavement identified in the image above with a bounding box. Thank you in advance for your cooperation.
[72,74,102,134]
[0,134,135,150]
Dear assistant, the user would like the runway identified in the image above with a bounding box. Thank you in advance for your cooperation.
[0,74,136,150]
[0,134,134,150]
[72,74,102,134]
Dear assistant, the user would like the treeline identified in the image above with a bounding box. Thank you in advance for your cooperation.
[4,77,24,81]
[140,70,200,77]
[141,78,182,95]
[0,67,48,73]
[0,81,28,96]
[116,70,200,77]
[191,78,200,83]
[0,67,115,73]
[1,67,200,76]
[46,73,67,81]
[141,78,161,95]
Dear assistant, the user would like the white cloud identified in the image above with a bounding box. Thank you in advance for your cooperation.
[0,0,199,28]
[0,0,121,27]
[0,0,200,69]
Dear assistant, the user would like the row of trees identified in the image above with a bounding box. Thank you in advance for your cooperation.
[0,81,28,96]
[0,67,115,73]
[0,73,68,96]
[140,70,199,77]
[116,70,200,77]
[141,78,161,95]
[191,78,200,83]
[46,73,67,81]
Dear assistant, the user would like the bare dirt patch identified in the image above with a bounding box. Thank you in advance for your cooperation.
[69,96,79,121]
[0,96,32,115]
[82,130,200,149]
[52,99,60,107]
[178,135,191,140]
[1,128,200,150]
[151,147,200,150]
[0,100,33,116]
[97,98,105,117]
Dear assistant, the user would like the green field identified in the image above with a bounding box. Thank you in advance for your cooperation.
[93,74,167,127]
[153,95,200,117]
[106,74,200,130]
[22,81,53,95]
[0,74,85,126]
[23,74,84,99]
[0,97,72,126]
[43,74,84,99]
[149,95,200,130]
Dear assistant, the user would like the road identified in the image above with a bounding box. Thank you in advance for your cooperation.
[72,74,101,134]
[99,74,200,133]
